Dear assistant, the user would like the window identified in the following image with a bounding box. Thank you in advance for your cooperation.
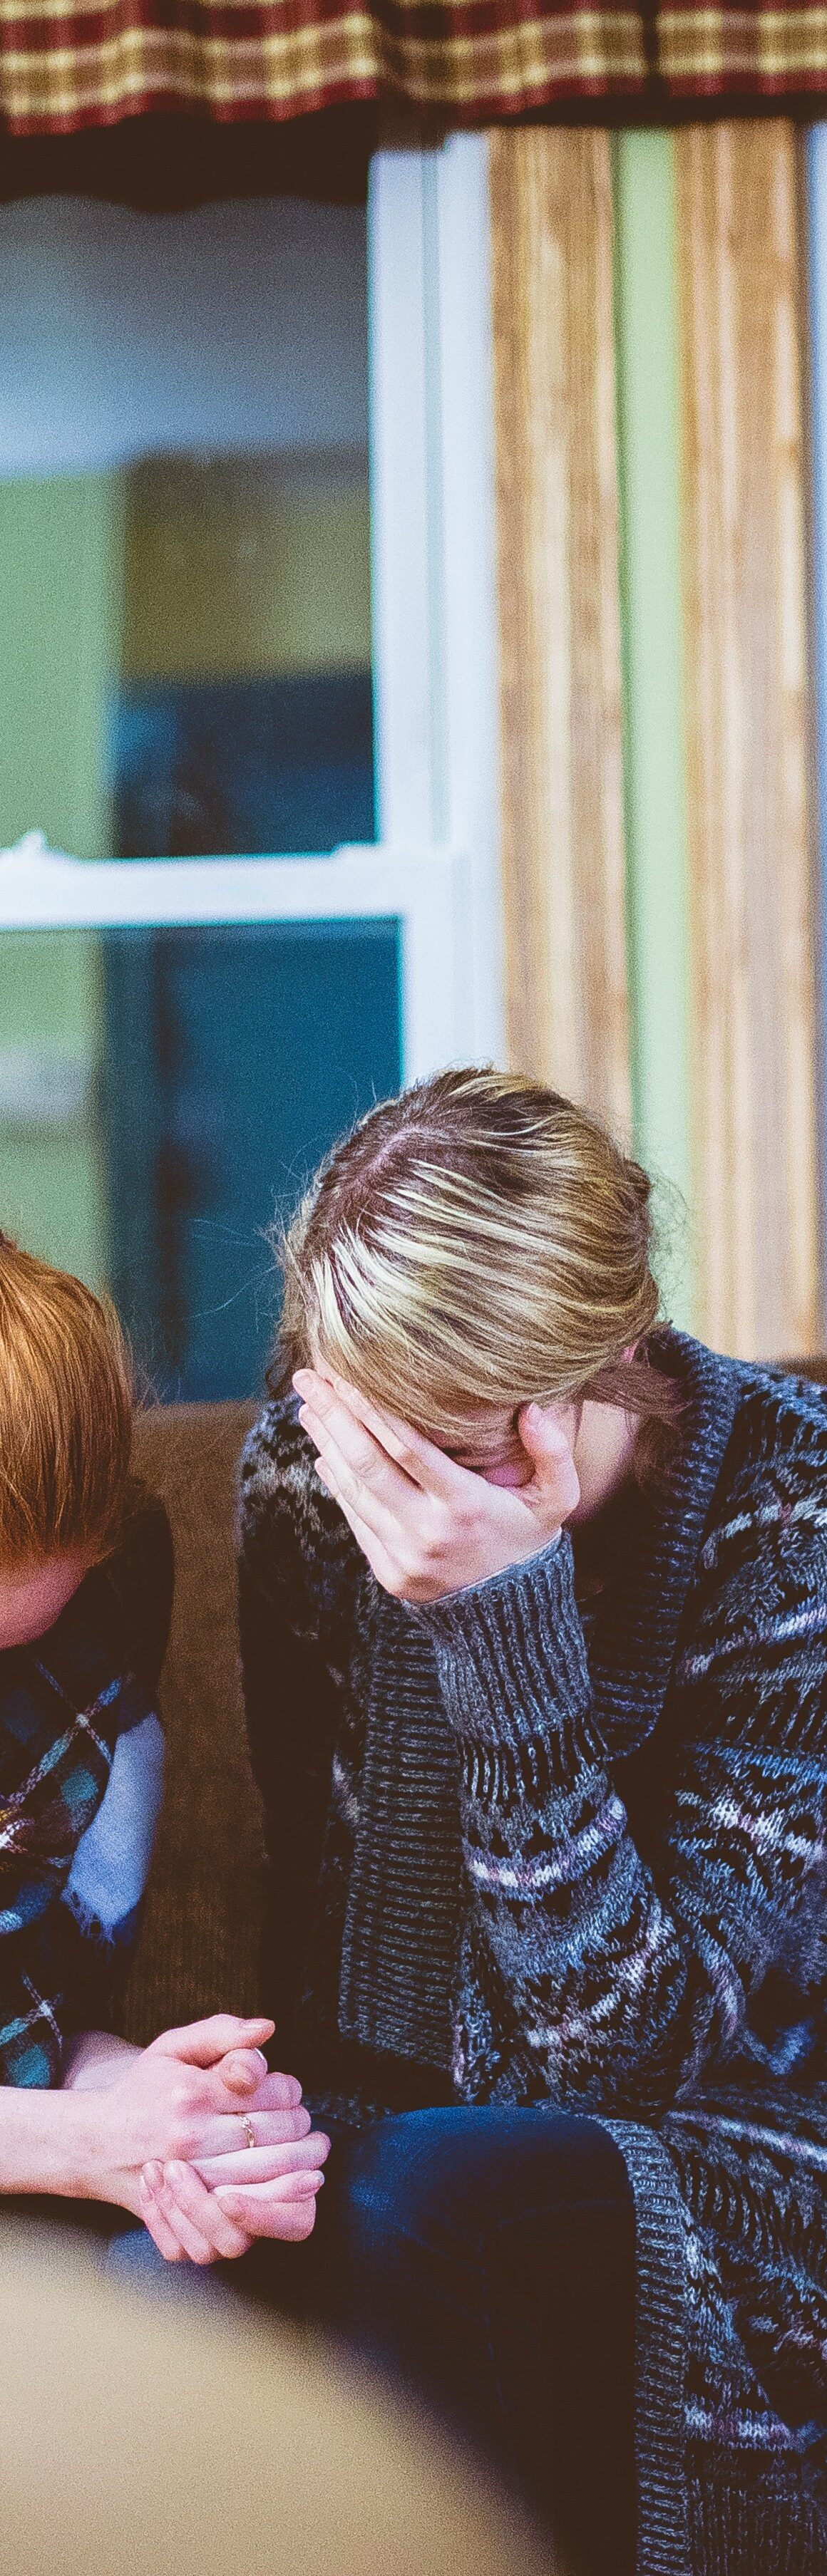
[0,144,499,1398]
[0,192,373,862]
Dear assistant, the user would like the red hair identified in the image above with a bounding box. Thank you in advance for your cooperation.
[0,1234,134,1568]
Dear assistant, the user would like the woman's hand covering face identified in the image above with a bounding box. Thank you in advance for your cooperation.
[293,1371,580,1603]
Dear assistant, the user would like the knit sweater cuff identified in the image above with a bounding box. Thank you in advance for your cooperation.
[414,1532,592,1751]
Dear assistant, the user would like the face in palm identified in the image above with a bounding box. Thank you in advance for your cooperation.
[293,1370,581,1603]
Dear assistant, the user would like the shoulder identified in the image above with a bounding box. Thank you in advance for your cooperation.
[237,1392,363,1642]
[703,1362,827,1560]
[36,1493,173,1738]
[100,1489,175,1700]
[684,1363,827,1676]
[237,1392,324,1574]
[239,1391,314,1525]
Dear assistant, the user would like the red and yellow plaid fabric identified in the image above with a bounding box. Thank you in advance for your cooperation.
[1,0,827,137]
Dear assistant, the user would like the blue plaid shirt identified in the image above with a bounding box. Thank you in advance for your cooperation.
[0,1504,172,2084]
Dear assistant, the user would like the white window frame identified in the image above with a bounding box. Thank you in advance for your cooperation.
[0,137,503,1085]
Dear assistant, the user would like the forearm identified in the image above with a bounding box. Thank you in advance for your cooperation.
[0,2012,287,2228]
[0,2033,142,2202]
[420,1543,717,2104]
[0,2079,107,2200]
[425,1548,798,2108]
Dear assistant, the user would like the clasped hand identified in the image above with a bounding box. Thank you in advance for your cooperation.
[92,2014,329,2265]
[293,1370,580,1603]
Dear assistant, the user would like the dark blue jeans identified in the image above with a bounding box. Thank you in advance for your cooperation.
[247,2104,637,2576]
[18,2105,638,2575]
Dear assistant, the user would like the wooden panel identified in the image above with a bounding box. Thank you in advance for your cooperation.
[676,123,821,1358]
[489,129,631,1133]
[612,135,695,1328]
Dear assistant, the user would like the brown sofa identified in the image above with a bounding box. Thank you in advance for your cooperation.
[118,1401,264,2047]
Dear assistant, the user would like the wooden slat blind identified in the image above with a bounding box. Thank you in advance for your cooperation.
[612,134,695,1323]
[489,128,632,1135]
[676,123,821,1359]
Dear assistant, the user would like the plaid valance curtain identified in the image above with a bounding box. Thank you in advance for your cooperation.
[5,0,827,140]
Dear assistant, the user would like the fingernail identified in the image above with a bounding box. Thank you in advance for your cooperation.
[143,2163,162,2194]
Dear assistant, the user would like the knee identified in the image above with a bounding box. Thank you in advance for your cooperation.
[332,2103,633,2271]
[335,2109,483,2267]
[105,2225,170,2278]
[334,2104,537,2270]
[329,2110,493,2352]
[337,2112,447,2253]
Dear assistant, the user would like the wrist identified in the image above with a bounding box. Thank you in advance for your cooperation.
[28,2085,108,2203]
[0,2078,133,2206]
[62,2032,139,2094]
[418,1533,592,1752]
[63,2086,123,2203]
[433,1527,563,1611]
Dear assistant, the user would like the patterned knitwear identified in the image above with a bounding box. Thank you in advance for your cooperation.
[239,1333,827,2576]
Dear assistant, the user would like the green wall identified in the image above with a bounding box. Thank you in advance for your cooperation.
[0,474,120,1285]
[0,932,109,1287]
[0,472,122,860]
[123,477,372,681]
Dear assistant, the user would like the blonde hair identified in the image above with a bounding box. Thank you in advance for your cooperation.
[0,1233,134,1570]
[274,1068,678,1462]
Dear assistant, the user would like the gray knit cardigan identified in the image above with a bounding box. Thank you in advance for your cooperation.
[238,1333,827,2576]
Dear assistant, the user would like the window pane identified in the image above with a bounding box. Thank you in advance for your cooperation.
[0,923,401,1401]
[0,196,373,859]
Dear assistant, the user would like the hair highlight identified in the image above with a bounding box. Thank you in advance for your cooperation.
[272,1070,679,1471]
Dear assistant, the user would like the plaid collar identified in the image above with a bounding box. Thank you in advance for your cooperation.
[0,1553,160,2084]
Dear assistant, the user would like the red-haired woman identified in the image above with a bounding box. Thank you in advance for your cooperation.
[0,1235,327,2256]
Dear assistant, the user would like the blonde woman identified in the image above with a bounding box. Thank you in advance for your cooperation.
[156,1069,827,2576]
